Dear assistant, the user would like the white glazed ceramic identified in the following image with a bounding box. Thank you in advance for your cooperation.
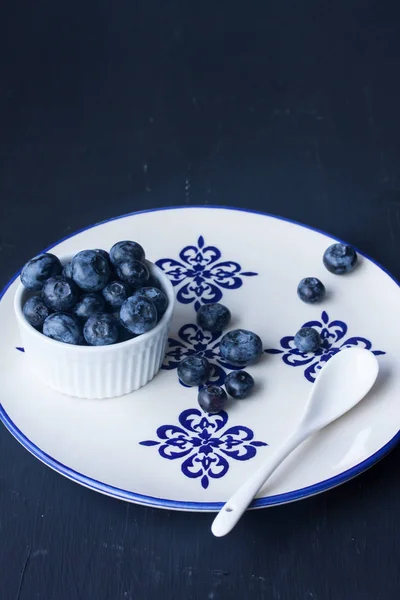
[14,259,175,399]
[1,206,399,511]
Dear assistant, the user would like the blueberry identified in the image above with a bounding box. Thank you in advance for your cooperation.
[72,293,106,320]
[41,276,80,311]
[43,312,83,345]
[72,249,112,291]
[177,356,212,387]
[83,313,120,346]
[198,385,228,414]
[110,241,145,266]
[22,296,51,328]
[21,253,62,291]
[120,296,157,335]
[116,260,150,287]
[63,261,73,280]
[225,371,254,399]
[323,243,358,275]
[102,280,131,308]
[94,249,110,262]
[297,277,326,304]
[197,303,231,332]
[130,286,168,319]
[294,327,321,353]
[219,329,263,367]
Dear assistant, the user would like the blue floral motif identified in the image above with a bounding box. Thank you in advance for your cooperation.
[264,310,386,383]
[162,323,239,386]
[156,235,257,311]
[140,408,267,489]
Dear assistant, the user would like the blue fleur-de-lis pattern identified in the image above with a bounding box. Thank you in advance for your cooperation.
[155,235,258,311]
[264,310,385,383]
[140,408,267,489]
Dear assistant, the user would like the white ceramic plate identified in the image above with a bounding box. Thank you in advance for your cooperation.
[1,207,399,511]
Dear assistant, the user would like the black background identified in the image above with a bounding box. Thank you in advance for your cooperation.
[1,1,400,599]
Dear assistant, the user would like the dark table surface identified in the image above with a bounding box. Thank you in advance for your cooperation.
[2,1,400,599]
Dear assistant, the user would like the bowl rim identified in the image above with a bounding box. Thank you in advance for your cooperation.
[14,256,175,353]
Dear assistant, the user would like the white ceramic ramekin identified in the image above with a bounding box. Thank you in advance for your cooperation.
[14,258,175,399]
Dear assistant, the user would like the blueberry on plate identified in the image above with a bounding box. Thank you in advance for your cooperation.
[43,312,83,345]
[130,286,168,319]
[294,327,321,353]
[22,296,51,328]
[323,243,357,275]
[197,303,231,332]
[225,370,254,399]
[102,280,131,308]
[21,253,62,291]
[198,385,228,414]
[83,313,120,346]
[177,356,212,387]
[297,277,326,304]
[42,276,80,311]
[62,261,73,280]
[110,240,145,266]
[116,260,150,287]
[120,296,157,335]
[72,249,112,292]
[72,293,106,320]
[220,329,263,367]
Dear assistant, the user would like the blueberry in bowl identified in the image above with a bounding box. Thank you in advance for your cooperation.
[72,249,112,292]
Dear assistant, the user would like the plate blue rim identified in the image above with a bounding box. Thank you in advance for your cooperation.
[1,205,399,511]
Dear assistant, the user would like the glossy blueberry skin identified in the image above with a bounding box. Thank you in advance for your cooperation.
[62,261,73,280]
[225,370,254,399]
[72,249,112,291]
[41,276,80,311]
[116,260,150,287]
[196,303,231,332]
[294,327,321,353]
[220,329,263,367]
[21,253,62,291]
[120,296,157,335]
[83,313,120,346]
[198,385,228,414]
[72,293,106,320]
[130,286,168,319]
[323,243,358,275]
[110,241,145,266]
[297,277,326,304]
[177,356,212,387]
[43,312,83,345]
[102,280,131,308]
[22,296,51,328]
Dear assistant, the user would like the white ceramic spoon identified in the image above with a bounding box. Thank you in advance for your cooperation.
[211,347,379,537]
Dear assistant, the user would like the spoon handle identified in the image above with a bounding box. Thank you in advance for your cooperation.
[211,428,311,537]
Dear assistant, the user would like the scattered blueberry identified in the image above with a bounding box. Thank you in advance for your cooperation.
[43,312,83,345]
[102,280,131,308]
[120,296,158,335]
[294,327,321,353]
[130,286,168,319]
[116,260,150,287]
[83,313,120,346]
[198,385,228,414]
[197,303,231,332]
[42,276,80,311]
[110,241,145,266]
[72,249,112,291]
[62,261,73,280]
[22,296,51,328]
[220,329,263,366]
[21,253,62,291]
[297,277,326,304]
[72,293,106,320]
[225,371,254,399]
[177,356,212,387]
[323,243,358,275]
